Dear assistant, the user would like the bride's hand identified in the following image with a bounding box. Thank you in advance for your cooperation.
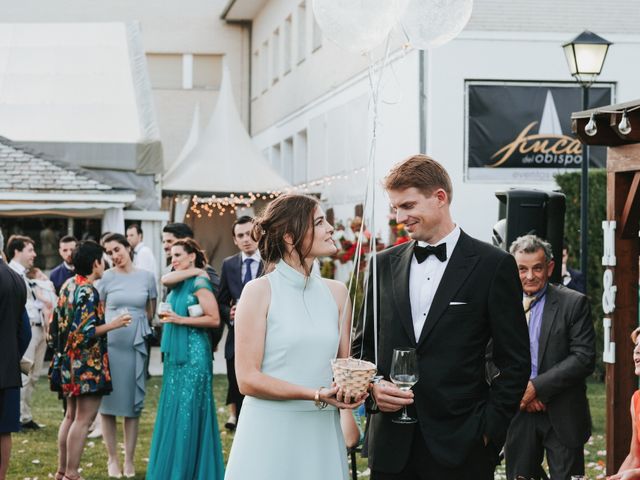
[319,385,368,410]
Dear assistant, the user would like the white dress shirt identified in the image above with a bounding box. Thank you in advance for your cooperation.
[8,259,43,325]
[409,225,461,341]
[133,242,158,280]
[240,251,261,281]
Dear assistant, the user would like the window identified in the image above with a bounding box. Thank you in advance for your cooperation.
[146,53,182,89]
[312,15,322,51]
[283,16,292,74]
[296,2,307,64]
[147,53,221,90]
[193,54,222,90]
[261,41,269,93]
[272,28,280,84]
[282,137,294,183]
[252,50,260,99]
[271,144,282,173]
[294,130,308,184]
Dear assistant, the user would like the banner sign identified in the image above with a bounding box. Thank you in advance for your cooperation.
[466,81,613,182]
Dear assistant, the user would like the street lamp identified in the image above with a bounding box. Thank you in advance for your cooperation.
[563,30,612,294]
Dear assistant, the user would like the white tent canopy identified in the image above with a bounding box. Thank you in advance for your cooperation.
[163,66,288,194]
[0,22,162,174]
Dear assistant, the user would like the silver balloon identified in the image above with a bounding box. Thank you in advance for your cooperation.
[313,0,409,54]
[401,0,473,50]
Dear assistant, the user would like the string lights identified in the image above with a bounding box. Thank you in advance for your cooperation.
[581,104,640,137]
[183,166,368,218]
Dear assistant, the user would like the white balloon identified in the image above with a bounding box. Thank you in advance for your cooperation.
[401,0,473,50]
[313,0,409,54]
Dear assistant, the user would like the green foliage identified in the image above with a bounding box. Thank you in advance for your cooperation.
[554,169,607,379]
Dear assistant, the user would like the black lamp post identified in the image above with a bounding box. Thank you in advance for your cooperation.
[563,30,612,294]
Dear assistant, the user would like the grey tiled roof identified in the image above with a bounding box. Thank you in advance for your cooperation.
[0,136,115,193]
[467,0,640,34]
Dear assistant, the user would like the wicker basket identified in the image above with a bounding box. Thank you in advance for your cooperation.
[331,358,377,398]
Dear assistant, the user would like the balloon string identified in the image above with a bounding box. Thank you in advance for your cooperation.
[343,36,393,366]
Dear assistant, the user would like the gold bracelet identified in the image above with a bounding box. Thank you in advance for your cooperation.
[314,387,328,409]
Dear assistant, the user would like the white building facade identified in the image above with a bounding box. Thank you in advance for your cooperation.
[224,0,640,242]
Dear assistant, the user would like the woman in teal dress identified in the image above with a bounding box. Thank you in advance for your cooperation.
[146,238,224,480]
[225,195,366,480]
[49,241,131,480]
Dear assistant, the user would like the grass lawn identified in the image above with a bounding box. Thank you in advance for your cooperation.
[9,377,607,479]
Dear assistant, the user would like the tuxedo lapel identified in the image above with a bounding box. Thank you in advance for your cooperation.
[417,232,479,348]
[391,242,417,346]
[537,285,559,369]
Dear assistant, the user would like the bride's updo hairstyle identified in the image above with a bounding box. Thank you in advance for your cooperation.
[172,238,208,268]
[252,194,319,276]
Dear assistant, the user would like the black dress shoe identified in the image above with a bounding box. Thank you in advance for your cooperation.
[21,420,41,430]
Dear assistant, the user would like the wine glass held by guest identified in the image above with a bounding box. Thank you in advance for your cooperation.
[146,238,224,480]
[224,194,367,480]
[48,241,131,480]
[97,233,156,479]
[607,329,640,480]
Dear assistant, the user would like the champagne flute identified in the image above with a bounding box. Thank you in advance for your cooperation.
[390,348,419,424]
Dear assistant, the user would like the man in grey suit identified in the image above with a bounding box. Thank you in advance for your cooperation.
[505,234,596,480]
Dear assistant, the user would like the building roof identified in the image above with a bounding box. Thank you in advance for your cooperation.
[466,0,640,34]
[224,0,640,35]
[0,136,126,194]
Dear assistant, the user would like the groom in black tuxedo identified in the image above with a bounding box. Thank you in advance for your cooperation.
[353,155,530,479]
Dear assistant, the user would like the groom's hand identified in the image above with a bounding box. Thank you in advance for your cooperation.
[371,380,414,413]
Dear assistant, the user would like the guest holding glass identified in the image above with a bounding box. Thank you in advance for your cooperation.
[224,194,366,480]
[146,238,224,480]
[49,241,131,480]
[98,233,156,479]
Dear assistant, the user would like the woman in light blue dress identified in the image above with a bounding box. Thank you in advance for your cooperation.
[146,238,224,480]
[225,194,366,480]
[98,233,157,478]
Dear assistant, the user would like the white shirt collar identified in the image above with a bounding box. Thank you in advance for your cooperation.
[416,224,461,253]
[9,259,26,275]
[134,242,144,252]
[241,251,261,263]
[63,261,74,270]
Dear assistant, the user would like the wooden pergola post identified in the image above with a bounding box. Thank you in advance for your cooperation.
[573,103,640,474]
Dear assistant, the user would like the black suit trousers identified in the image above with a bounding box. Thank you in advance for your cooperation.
[505,410,584,480]
[370,427,498,480]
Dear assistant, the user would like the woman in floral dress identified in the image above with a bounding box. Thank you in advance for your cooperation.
[48,241,131,480]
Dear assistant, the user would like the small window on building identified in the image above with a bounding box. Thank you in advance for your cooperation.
[146,53,183,89]
[294,129,308,184]
[284,16,292,74]
[272,28,280,84]
[252,49,260,100]
[282,137,294,183]
[261,41,269,93]
[312,15,322,52]
[193,54,222,90]
[296,1,307,65]
[271,144,282,173]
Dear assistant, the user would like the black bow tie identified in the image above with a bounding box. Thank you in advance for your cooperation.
[414,243,447,263]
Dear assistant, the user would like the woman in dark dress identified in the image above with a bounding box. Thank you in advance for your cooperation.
[48,241,131,480]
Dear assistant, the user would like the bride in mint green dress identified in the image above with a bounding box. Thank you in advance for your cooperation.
[225,195,367,480]
[147,239,224,480]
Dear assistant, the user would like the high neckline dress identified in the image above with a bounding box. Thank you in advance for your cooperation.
[224,260,348,480]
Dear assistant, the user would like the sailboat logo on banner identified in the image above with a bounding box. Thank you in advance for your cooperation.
[488,90,583,169]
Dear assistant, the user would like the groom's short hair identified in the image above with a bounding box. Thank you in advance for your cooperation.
[384,154,453,203]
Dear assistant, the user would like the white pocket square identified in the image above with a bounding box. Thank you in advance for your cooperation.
[449,301,467,305]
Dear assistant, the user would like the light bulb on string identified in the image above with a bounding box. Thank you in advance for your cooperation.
[584,113,598,137]
[618,110,632,135]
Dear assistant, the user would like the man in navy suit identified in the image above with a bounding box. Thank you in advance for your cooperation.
[218,216,262,430]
